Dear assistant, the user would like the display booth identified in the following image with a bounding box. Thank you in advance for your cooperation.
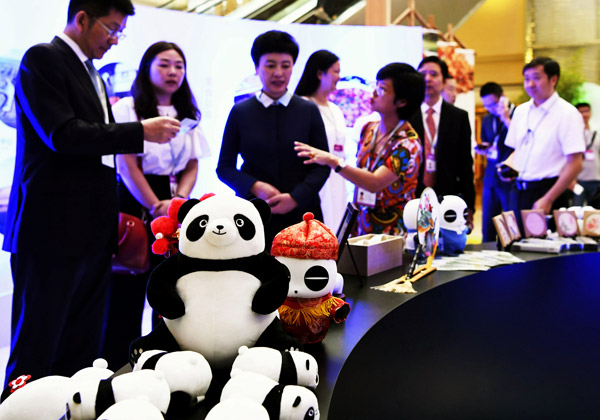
[0,1,422,353]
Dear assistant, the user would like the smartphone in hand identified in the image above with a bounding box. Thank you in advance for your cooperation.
[497,163,519,179]
[474,142,491,155]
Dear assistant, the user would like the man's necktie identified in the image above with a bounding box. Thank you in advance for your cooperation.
[85,59,113,167]
[85,59,104,103]
[423,107,437,187]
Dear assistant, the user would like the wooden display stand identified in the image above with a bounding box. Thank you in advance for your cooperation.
[372,243,437,294]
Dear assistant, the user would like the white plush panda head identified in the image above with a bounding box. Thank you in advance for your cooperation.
[177,194,271,260]
[288,349,319,390]
[276,257,337,299]
[280,386,320,420]
[439,195,468,234]
[403,198,420,232]
[270,213,339,299]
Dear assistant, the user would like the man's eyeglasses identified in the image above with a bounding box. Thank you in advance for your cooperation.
[374,85,390,97]
[93,17,126,40]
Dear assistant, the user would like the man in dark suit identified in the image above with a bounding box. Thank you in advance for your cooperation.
[3,0,180,386]
[477,82,515,242]
[409,56,475,230]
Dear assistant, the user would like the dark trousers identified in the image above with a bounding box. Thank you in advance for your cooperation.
[509,177,571,232]
[5,250,112,386]
[100,271,149,369]
[100,175,171,369]
[481,174,513,242]
[572,180,600,206]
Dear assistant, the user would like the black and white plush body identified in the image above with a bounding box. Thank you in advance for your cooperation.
[133,350,212,414]
[66,370,170,420]
[221,371,319,420]
[232,346,319,390]
[131,195,295,370]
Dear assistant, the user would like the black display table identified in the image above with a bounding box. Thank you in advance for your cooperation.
[327,252,600,419]
[141,247,598,419]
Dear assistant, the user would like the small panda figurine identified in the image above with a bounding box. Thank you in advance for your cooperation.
[272,213,350,344]
[205,397,270,420]
[70,358,114,384]
[438,195,469,256]
[0,375,72,420]
[130,194,298,370]
[221,371,319,420]
[133,350,212,414]
[231,346,319,390]
[96,398,165,420]
[66,370,170,420]
[0,360,114,420]
[403,198,420,253]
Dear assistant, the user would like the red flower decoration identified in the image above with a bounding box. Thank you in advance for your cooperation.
[9,374,31,393]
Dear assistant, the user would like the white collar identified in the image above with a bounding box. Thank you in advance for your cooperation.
[255,90,293,108]
[531,91,559,111]
[421,96,443,114]
[57,32,90,65]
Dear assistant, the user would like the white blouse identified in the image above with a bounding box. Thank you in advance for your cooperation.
[304,97,348,231]
[112,96,210,175]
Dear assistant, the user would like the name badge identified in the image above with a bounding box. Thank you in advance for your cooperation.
[425,153,436,173]
[354,187,376,208]
[585,149,596,161]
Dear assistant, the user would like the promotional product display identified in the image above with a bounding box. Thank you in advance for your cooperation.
[272,213,350,345]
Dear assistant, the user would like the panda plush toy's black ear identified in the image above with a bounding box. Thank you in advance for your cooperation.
[251,198,271,225]
[178,199,200,223]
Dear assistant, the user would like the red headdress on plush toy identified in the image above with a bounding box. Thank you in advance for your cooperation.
[271,212,338,260]
[150,197,187,256]
[151,194,217,256]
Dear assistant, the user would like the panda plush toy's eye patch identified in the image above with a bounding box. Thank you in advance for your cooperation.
[187,215,209,241]
[444,210,457,223]
[304,266,329,291]
[234,214,256,241]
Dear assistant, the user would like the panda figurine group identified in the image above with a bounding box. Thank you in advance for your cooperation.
[131,194,299,370]
[0,194,335,419]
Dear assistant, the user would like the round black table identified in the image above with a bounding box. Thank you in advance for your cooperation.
[328,252,600,419]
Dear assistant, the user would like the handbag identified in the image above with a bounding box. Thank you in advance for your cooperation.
[112,212,150,275]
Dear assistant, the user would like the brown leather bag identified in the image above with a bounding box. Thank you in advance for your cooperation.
[112,212,150,275]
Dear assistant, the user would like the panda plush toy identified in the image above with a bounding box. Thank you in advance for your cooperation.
[438,195,469,256]
[96,399,165,420]
[130,194,298,372]
[231,346,319,390]
[220,371,319,420]
[402,198,420,254]
[66,370,171,420]
[272,213,350,345]
[132,350,213,415]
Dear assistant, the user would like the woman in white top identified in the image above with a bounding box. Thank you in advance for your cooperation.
[295,50,348,232]
[102,41,209,368]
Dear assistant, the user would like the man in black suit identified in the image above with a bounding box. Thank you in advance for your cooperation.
[409,56,475,230]
[477,82,515,242]
[3,0,180,386]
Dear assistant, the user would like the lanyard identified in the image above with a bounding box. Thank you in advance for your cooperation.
[586,130,597,150]
[518,99,555,179]
[366,120,404,171]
